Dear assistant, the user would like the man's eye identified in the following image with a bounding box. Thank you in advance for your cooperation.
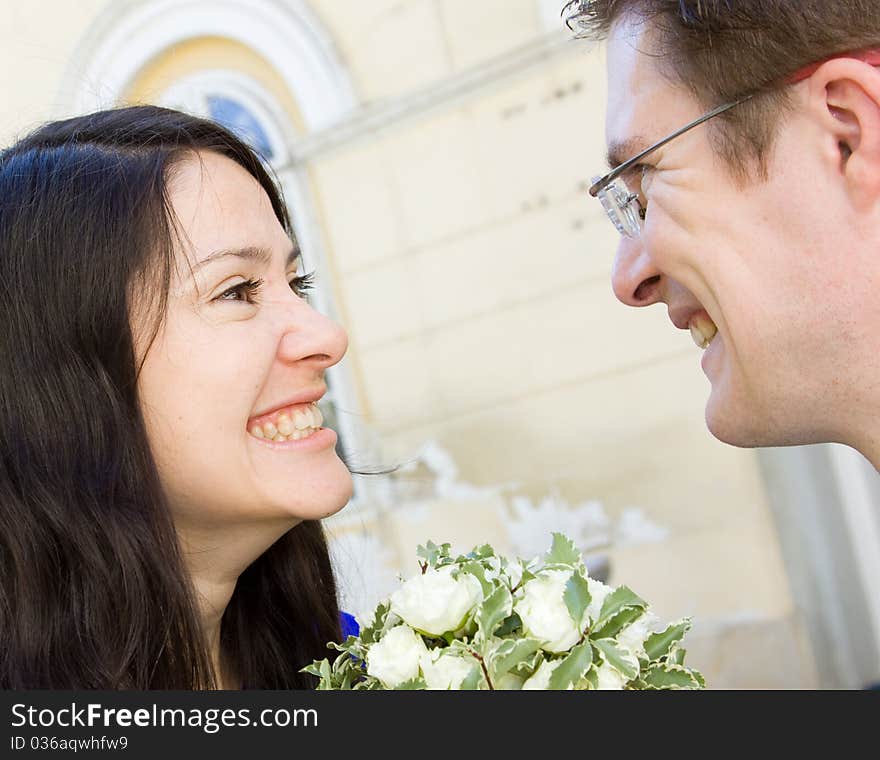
[624,162,649,185]
[627,164,650,216]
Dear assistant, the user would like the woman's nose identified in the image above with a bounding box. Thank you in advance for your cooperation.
[277,300,349,370]
[610,235,663,307]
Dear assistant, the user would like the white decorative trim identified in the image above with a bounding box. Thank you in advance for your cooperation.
[56,0,356,129]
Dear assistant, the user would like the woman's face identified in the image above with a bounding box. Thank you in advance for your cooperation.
[135,150,352,534]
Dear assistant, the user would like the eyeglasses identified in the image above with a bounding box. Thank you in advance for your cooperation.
[589,47,880,238]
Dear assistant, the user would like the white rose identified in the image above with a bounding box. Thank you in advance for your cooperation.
[596,659,629,690]
[390,565,483,636]
[585,576,613,627]
[617,612,660,658]
[521,659,568,690]
[514,569,585,653]
[420,650,478,690]
[365,625,428,688]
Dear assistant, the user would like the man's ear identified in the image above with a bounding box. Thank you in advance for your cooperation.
[808,58,880,211]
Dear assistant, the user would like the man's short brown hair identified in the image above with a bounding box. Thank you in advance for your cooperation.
[565,0,880,178]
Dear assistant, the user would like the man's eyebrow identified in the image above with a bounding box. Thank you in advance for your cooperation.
[189,245,301,275]
[606,137,650,170]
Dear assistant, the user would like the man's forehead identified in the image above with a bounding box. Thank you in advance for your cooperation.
[604,14,701,165]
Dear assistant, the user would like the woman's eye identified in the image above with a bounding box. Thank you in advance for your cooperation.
[290,270,315,299]
[216,278,264,304]
[214,272,316,305]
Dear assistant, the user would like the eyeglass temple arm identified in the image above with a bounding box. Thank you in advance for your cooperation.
[588,95,753,197]
[588,47,880,198]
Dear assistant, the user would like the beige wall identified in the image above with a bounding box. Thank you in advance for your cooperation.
[0,0,107,143]
[0,0,818,688]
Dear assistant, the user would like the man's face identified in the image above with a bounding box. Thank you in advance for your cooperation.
[604,15,861,448]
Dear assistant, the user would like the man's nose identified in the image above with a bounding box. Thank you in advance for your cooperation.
[610,235,663,307]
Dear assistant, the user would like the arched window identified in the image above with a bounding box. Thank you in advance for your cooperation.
[207,95,275,161]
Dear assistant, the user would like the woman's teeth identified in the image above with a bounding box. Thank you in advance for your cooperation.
[689,313,718,349]
[248,402,324,442]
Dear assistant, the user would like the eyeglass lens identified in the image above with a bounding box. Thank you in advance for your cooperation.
[592,175,642,238]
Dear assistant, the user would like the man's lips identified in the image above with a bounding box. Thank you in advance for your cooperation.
[668,307,719,349]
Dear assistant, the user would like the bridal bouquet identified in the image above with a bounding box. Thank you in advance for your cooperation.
[305,533,704,690]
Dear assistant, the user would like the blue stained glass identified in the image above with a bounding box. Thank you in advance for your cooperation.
[207,95,274,160]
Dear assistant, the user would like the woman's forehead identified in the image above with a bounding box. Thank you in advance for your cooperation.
[167,152,286,273]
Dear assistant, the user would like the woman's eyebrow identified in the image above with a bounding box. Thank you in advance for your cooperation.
[190,245,300,275]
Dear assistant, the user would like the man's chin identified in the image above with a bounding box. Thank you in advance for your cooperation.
[704,393,768,449]
[705,394,815,449]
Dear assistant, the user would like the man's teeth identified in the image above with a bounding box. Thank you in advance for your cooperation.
[689,314,718,349]
[248,403,324,442]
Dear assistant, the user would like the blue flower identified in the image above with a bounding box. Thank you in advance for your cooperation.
[339,611,360,640]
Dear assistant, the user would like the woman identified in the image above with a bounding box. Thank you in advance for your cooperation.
[0,104,355,688]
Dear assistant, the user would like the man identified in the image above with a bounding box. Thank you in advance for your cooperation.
[564,0,880,470]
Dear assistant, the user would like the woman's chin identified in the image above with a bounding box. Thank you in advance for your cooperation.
[262,462,354,521]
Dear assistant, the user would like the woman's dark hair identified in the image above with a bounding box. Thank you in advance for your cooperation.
[565,0,880,177]
[0,104,341,688]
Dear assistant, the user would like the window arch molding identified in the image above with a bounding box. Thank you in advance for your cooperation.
[56,0,356,130]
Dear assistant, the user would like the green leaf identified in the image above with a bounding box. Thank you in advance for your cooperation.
[545,532,582,568]
[516,561,537,589]
[642,664,702,690]
[593,606,644,640]
[320,658,332,682]
[548,642,593,690]
[490,638,544,679]
[512,649,545,678]
[394,676,428,690]
[467,544,496,561]
[667,646,686,667]
[459,560,494,598]
[416,541,451,568]
[583,667,599,690]
[459,664,484,691]
[564,571,592,627]
[359,601,390,644]
[355,678,384,690]
[308,658,336,689]
[645,618,691,661]
[594,586,647,632]
[301,661,326,678]
[477,584,513,642]
[593,638,639,681]
[492,612,522,638]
